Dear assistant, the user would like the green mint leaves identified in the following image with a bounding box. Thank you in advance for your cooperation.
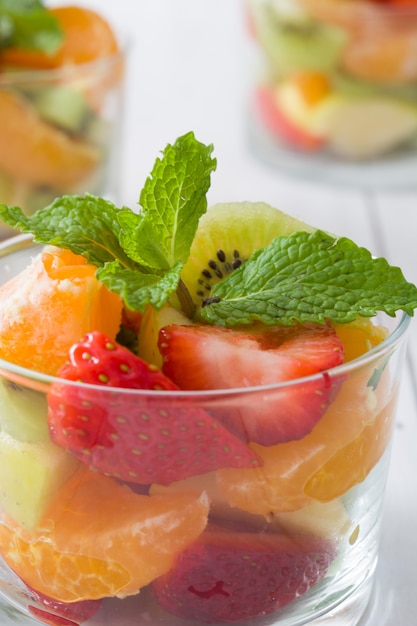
[0,131,416,328]
[116,134,216,270]
[0,132,216,317]
[0,1,63,55]
[199,230,417,326]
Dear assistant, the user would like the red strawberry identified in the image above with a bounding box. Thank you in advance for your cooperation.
[152,523,335,623]
[159,323,344,445]
[48,331,261,485]
[28,594,100,626]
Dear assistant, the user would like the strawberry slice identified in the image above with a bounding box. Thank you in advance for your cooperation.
[48,331,261,485]
[159,323,344,445]
[28,592,101,626]
[152,523,335,623]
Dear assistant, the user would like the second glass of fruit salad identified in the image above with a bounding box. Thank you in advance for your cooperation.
[0,3,126,240]
[0,133,416,625]
[246,0,417,187]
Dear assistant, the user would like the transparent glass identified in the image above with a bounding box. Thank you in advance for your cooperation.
[0,235,411,625]
[0,41,126,240]
[245,0,417,188]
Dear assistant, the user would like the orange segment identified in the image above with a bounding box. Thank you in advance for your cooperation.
[0,467,209,602]
[0,90,100,187]
[333,317,388,362]
[341,28,417,84]
[217,369,395,514]
[0,246,122,375]
[292,72,332,106]
[216,321,394,514]
[305,391,398,500]
[1,6,119,70]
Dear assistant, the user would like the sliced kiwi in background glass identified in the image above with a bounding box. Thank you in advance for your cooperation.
[251,1,347,76]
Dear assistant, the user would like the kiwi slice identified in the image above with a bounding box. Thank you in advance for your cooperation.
[181,202,315,307]
[251,3,347,77]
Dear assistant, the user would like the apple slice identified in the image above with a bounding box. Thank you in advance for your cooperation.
[255,85,324,151]
[310,95,417,159]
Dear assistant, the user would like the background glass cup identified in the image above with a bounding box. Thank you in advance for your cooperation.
[0,234,412,625]
[0,42,126,240]
[245,0,417,187]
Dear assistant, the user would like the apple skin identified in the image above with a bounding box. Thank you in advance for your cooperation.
[255,85,325,152]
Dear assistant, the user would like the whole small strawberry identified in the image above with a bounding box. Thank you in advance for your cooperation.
[152,523,335,623]
[48,331,261,485]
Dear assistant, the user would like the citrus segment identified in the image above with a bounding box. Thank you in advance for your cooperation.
[0,90,100,188]
[1,7,119,70]
[217,371,394,513]
[0,246,122,375]
[305,391,398,500]
[216,322,394,514]
[333,317,388,362]
[0,468,209,602]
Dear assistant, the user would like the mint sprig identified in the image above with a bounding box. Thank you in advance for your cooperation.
[0,0,63,55]
[0,132,416,327]
[198,230,417,326]
[117,133,216,270]
[0,132,216,318]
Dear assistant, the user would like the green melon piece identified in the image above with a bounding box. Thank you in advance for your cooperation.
[31,84,91,133]
[0,378,49,443]
[251,3,347,76]
[181,202,315,307]
[138,304,193,368]
[0,431,80,531]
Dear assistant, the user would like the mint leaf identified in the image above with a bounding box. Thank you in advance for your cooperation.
[118,132,216,270]
[0,0,63,54]
[97,260,183,312]
[0,195,136,270]
[199,230,417,327]
[0,133,216,316]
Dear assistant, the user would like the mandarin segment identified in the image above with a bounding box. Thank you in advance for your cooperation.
[216,321,394,514]
[0,468,210,602]
[305,391,398,500]
[333,317,388,362]
[1,6,119,70]
[0,246,123,375]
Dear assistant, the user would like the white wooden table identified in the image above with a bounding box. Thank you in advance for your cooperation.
[6,1,416,624]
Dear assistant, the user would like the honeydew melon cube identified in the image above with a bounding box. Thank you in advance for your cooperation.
[0,431,80,531]
[0,378,49,443]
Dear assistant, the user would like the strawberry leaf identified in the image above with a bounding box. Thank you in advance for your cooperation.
[200,230,417,326]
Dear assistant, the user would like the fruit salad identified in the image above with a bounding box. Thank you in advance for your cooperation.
[0,132,416,625]
[247,0,417,160]
[0,1,124,239]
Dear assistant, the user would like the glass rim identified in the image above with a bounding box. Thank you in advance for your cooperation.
[0,233,412,398]
[301,0,417,19]
[0,35,128,87]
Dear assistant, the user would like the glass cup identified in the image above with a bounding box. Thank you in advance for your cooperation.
[0,234,412,626]
[245,0,417,187]
[0,41,126,241]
